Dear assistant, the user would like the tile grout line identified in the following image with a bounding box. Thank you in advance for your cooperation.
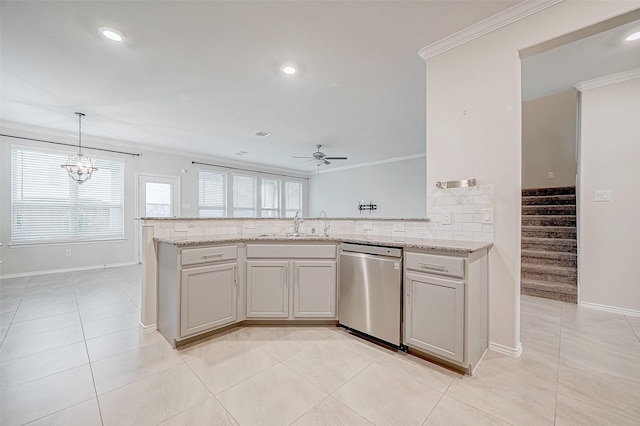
[179,358,243,426]
[0,276,31,348]
[553,302,566,426]
[73,272,106,426]
[624,315,640,344]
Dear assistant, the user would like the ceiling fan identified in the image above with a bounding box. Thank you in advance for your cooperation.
[293,144,348,166]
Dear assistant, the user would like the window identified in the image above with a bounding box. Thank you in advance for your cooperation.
[285,181,303,217]
[232,175,256,217]
[11,146,124,244]
[261,178,280,217]
[198,169,305,218]
[199,171,226,217]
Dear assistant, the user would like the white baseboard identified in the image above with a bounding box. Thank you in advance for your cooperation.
[139,322,157,333]
[0,261,139,279]
[489,341,523,357]
[578,301,640,318]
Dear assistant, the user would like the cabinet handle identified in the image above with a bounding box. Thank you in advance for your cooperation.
[418,262,445,271]
[203,253,223,259]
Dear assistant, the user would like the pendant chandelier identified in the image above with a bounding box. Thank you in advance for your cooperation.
[61,112,97,184]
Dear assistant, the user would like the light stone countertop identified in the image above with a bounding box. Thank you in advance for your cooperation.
[155,233,492,254]
[139,217,430,221]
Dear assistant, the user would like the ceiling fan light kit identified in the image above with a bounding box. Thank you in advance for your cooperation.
[293,144,348,167]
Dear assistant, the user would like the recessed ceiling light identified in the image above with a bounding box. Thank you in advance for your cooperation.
[99,26,125,42]
[254,131,270,137]
[282,66,296,75]
[625,31,640,42]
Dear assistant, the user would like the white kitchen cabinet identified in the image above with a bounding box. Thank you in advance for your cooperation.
[180,263,237,337]
[246,260,289,318]
[403,249,488,374]
[405,272,464,363]
[246,243,337,320]
[157,242,241,347]
[293,260,337,318]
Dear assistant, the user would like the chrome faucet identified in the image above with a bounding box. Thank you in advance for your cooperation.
[319,210,330,235]
[293,211,304,235]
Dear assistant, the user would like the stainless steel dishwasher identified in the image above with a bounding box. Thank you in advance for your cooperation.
[339,242,405,349]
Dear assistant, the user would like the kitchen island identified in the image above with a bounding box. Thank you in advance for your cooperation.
[141,217,491,373]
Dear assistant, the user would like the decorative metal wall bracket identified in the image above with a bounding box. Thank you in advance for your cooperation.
[358,200,377,214]
[435,178,477,189]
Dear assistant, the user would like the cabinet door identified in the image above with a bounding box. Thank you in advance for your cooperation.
[404,272,464,364]
[293,260,336,318]
[180,263,237,338]
[246,260,289,318]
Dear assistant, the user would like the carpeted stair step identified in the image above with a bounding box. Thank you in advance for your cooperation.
[522,205,576,216]
[521,264,577,284]
[521,250,577,268]
[521,279,577,303]
[522,187,576,196]
[522,215,576,227]
[522,237,577,253]
[522,226,576,239]
[522,194,576,206]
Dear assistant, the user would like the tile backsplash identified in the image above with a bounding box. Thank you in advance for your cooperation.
[425,184,494,242]
[144,185,495,243]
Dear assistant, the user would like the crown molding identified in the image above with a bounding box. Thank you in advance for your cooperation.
[313,153,426,176]
[0,120,308,179]
[418,0,563,61]
[574,68,640,92]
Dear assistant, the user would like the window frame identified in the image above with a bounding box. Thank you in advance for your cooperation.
[197,168,306,218]
[10,144,126,246]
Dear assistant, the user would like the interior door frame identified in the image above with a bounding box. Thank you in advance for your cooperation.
[136,173,181,263]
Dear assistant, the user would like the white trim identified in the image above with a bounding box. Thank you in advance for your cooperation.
[0,261,138,279]
[489,341,523,357]
[418,0,562,60]
[139,322,158,333]
[578,301,640,318]
[315,153,426,175]
[1,120,308,179]
[574,68,640,92]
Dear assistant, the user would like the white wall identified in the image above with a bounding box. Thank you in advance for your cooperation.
[424,1,639,351]
[578,77,640,313]
[308,156,426,217]
[522,90,577,189]
[0,125,307,276]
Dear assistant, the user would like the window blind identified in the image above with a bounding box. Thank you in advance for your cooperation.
[198,170,226,217]
[11,146,125,244]
[285,181,303,217]
[233,175,256,217]
[261,178,280,217]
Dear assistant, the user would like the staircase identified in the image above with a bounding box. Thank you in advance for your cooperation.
[521,186,577,303]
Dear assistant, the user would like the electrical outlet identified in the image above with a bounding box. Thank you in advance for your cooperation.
[547,172,554,179]
[482,208,493,224]
[442,210,452,225]
[65,249,71,257]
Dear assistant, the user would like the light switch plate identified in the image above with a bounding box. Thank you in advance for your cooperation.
[482,208,493,224]
[595,190,611,202]
[442,210,452,225]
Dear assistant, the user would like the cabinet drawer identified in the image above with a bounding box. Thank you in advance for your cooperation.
[181,245,237,266]
[405,252,464,278]
[247,244,336,259]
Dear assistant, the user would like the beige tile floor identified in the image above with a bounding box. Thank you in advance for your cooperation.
[1,265,640,425]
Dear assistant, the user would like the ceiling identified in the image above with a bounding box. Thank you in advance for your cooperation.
[521,17,640,101]
[1,1,518,172]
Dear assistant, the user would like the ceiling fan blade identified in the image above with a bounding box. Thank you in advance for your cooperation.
[292,156,313,159]
[324,156,347,160]
[323,159,331,165]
